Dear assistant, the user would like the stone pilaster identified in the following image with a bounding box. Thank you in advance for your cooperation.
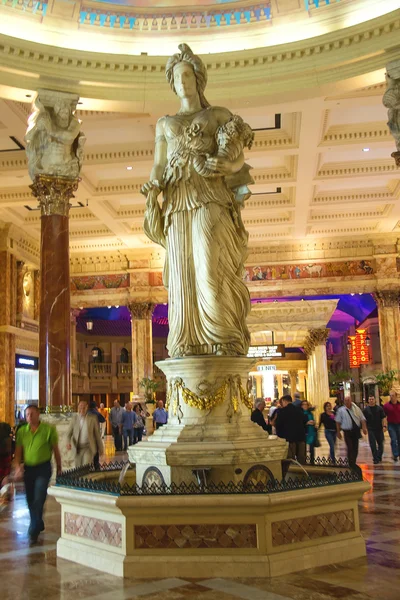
[375,291,400,374]
[0,251,17,424]
[276,374,283,399]
[16,260,25,321]
[128,302,155,397]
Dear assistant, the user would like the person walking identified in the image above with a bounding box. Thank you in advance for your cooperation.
[319,401,337,462]
[251,400,271,433]
[275,395,307,464]
[364,396,387,464]
[383,391,400,462]
[98,403,108,439]
[122,402,136,450]
[66,400,104,467]
[133,404,145,444]
[335,396,367,471]
[14,405,61,544]
[88,401,106,469]
[301,400,317,464]
[109,399,123,451]
[152,400,168,430]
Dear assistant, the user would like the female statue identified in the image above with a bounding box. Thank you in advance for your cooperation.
[141,44,254,358]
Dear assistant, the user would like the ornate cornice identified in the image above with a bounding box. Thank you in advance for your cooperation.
[320,122,392,146]
[0,11,398,106]
[316,160,398,179]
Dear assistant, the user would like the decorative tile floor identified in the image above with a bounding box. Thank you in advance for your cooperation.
[1,434,400,599]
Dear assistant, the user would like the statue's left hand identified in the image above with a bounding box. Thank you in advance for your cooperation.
[205,156,234,175]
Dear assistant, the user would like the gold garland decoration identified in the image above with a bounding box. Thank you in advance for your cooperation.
[166,376,253,414]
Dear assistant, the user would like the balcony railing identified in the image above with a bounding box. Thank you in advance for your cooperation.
[118,363,132,377]
[90,363,113,377]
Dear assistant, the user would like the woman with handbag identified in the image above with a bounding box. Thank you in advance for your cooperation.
[301,401,318,464]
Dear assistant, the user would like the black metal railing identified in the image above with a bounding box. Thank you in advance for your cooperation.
[56,460,361,497]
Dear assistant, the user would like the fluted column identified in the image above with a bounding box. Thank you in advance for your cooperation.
[128,302,155,397]
[276,374,284,399]
[305,328,330,413]
[255,374,263,398]
[16,261,25,322]
[26,90,85,407]
[298,371,306,395]
[375,291,400,374]
[288,369,298,396]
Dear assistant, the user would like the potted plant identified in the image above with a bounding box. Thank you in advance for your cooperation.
[375,369,398,401]
[139,377,159,413]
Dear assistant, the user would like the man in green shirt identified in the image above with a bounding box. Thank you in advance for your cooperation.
[15,405,61,544]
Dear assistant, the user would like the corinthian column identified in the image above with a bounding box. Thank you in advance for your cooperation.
[128,302,155,397]
[304,329,330,413]
[375,291,400,374]
[26,90,85,407]
[288,369,298,396]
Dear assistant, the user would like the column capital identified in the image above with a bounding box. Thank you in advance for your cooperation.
[384,59,400,166]
[30,175,79,217]
[128,301,156,320]
[303,328,329,355]
[374,290,400,308]
[288,369,298,377]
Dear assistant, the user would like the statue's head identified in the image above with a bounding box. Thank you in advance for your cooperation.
[166,44,210,108]
[54,100,72,128]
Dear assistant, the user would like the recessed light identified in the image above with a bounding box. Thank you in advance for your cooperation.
[362,148,370,152]
[126,166,133,171]
[115,305,119,308]
[25,94,32,98]
[107,305,111,309]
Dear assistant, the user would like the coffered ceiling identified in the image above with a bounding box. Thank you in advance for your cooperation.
[0,71,398,266]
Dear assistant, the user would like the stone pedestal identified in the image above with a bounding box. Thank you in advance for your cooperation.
[129,356,287,487]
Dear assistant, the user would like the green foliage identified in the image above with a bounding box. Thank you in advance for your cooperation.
[329,370,351,386]
[139,377,159,403]
[375,370,398,395]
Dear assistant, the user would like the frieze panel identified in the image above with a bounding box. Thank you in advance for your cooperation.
[244,260,375,282]
[71,273,130,291]
[135,523,257,550]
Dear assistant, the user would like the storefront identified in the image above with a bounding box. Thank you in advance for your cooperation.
[15,354,39,420]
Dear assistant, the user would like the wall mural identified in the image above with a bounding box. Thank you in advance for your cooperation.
[71,273,130,291]
[244,260,375,282]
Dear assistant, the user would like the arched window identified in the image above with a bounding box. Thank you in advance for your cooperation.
[120,348,129,363]
[91,346,103,363]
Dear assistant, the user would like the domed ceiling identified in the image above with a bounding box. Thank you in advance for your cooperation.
[0,0,397,56]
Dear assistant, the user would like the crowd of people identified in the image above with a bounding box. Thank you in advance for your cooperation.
[251,391,400,472]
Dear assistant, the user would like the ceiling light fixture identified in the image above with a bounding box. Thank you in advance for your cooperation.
[362,148,370,152]
[86,320,93,331]
[126,166,133,171]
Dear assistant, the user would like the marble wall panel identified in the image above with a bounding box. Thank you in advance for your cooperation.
[134,524,257,550]
[64,512,122,547]
[271,509,355,546]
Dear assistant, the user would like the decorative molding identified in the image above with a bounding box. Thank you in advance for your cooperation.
[312,188,395,206]
[309,207,391,222]
[134,523,257,549]
[30,176,79,217]
[271,509,355,546]
[320,122,392,146]
[316,160,397,179]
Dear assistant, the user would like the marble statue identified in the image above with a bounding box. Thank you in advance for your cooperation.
[141,44,254,358]
[25,93,85,181]
[383,60,400,163]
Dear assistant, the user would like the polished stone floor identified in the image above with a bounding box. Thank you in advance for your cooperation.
[1,435,399,600]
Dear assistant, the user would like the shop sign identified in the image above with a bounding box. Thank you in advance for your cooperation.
[347,329,369,367]
[248,345,285,359]
[15,354,39,370]
[257,365,277,372]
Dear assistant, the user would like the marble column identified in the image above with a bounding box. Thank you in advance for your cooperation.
[255,374,263,399]
[288,369,298,396]
[375,291,400,373]
[0,251,17,424]
[276,374,284,399]
[298,371,306,395]
[128,302,155,397]
[305,329,330,414]
[26,90,85,408]
[33,270,40,322]
[383,59,400,167]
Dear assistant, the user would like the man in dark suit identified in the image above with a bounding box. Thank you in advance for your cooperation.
[275,395,307,464]
[251,400,271,434]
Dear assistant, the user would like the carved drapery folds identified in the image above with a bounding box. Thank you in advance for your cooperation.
[383,59,400,167]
